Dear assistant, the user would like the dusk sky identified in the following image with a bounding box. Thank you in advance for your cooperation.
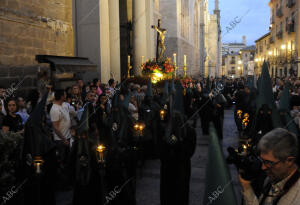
[208,0,271,46]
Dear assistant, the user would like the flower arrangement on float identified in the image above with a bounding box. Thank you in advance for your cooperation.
[141,58,175,83]
[180,76,193,88]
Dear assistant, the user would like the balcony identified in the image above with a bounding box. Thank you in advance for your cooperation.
[276,30,283,39]
[276,7,283,18]
[287,0,296,8]
[230,60,236,64]
[286,21,295,33]
[269,36,274,44]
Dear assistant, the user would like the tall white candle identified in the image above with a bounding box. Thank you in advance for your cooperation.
[141,56,145,64]
[184,55,187,66]
[173,53,177,64]
[128,55,130,64]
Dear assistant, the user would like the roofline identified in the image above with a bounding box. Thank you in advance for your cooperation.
[255,32,271,43]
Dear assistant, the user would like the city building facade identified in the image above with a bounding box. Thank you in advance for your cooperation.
[240,46,256,76]
[255,32,271,76]
[267,0,299,77]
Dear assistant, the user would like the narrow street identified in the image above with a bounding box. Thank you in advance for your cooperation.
[56,108,243,205]
[136,108,242,205]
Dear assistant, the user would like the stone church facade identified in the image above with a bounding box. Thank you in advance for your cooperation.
[0,0,222,88]
[75,0,222,81]
[0,0,73,88]
[159,0,221,78]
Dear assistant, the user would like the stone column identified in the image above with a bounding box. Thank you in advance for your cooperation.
[109,0,121,82]
[133,0,147,75]
[146,0,155,60]
[199,1,205,77]
[99,0,111,83]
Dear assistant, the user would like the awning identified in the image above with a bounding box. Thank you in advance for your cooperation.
[35,55,97,73]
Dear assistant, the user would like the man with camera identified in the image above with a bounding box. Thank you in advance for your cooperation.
[239,128,300,205]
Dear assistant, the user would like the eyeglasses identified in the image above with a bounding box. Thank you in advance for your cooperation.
[8,104,16,106]
[258,156,282,168]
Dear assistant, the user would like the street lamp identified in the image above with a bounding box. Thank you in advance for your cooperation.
[281,44,286,50]
[268,51,273,56]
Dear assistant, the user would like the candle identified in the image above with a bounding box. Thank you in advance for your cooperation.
[141,56,144,64]
[128,55,130,64]
[173,53,177,64]
[184,55,187,66]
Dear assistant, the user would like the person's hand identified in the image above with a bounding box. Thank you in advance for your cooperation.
[100,104,105,109]
[238,174,252,191]
[63,139,70,146]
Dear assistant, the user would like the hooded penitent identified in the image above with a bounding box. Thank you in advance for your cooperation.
[278,84,299,136]
[253,61,282,135]
[203,124,238,205]
[23,92,55,160]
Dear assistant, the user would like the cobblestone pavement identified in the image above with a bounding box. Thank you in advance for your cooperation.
[136,108,242,205]
[56,108,242,205]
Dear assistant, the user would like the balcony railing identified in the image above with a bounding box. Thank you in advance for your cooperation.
[276,7,283,17]
[276,30,283,39]
[230,60,236,64]
[269,36,274,44]
[287,0,296,8]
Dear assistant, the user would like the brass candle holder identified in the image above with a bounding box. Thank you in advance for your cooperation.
[183,65,187,78]
[96,144,106,164]
[173,62,178,78]
[128,63,132,78]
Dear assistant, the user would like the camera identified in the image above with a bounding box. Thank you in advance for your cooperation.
[71,99,79,109]
[226,141,262,181]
